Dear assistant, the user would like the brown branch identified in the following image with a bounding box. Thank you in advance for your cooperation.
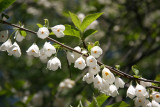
[1,20,160,88]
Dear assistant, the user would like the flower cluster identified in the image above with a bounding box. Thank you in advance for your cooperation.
[58,78,75,91]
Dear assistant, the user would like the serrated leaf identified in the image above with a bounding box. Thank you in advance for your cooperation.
[81,13,103,32]
[64,24,80,38]
[83,29,97,39]
[89,94,109,107]
[69,12,81,30]
[94,41,99,46]
[106,101,130,107]
[37,23,43,28]
[20,30,27,37]
[132,65,139,76]
[0,0,16,13]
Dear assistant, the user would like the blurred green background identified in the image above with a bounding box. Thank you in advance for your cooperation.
[1,0,160,106]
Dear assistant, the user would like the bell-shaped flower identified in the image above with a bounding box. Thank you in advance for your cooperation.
[100,79,109,94]
[115,77,125,89]
[91,46,103,58]
[89,65,100,75]
[0,30,8,42]
[51,25,65,38]
[140,80,152,87]
[127,84,135,99]
[108,84,119,97]
[74,56,86,70]
[26,43,40,57]
[14,30,25,42]
[47,57,61,71]
[37,27,49,39]
[43,42,56,57]
[152,100,160,107]
[83,73,94,84]
[66,51,75,65]
[73,46,81,59]
[93,74,102,90]
[86,56,97,67]
[8,42,21,57]
[142,100,152,107]
[39,48,48,63]
[78,13,85,22]
[135,84,148,98]
[134,97,145,107]
[152,91,160,103]
[102,68,115,84]
[0,39,12,51]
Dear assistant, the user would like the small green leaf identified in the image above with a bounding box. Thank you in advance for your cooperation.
[115,65,120,70]
[94,41,99,46]
[87,43,94,52]
[132,65,139,76]
[37,23,43,28]
[106,101,130,107]
[89,94,109,107]
[83,29,97,39]
[133,75,141,78]
[53,44,61,49]
[81,13,103,32]
[44,19,49,27]
[64,24,80,38]
[69,12,81,30]
[0,0,16,13]
[20,30,27,37]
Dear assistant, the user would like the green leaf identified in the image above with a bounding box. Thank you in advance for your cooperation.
[115,65,120,70]
[87,43,94,52]
[132,65,139,76]
[37,23,43,28]
[64,24,80,38]
[44,19,49,27]
[0,0,16,13]
[133,75,141,78]
[106,101,130,107]
[81,13,103,32]
[20,30,27,37]
[69,12,81,30]
[83,29,97,39]
[94,41,99,46]
[89,94,109,107]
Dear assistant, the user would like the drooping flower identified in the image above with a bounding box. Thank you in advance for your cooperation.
[152,91,160,103]
[151,100,160,107]
[0,39,12,52]
[102,68,115,84]
[73,46,81,59]
[83,73,94,84]
[37,27,49,39]
[89,65,100,75]
[39,48,48,63]
[66,51,75,65]
[115,77,125,89]
[127,84,135,99]
[51,25,65,38]
[26,43,40,57]
[14,30,25,42]
[134,97,145,107]
[93,74,102,90]
[108,84,119,97]
[43,42,56,57]
[140,79,152,87]
[0,30,8,42]
[86,56,97,67]
[91,46,103,58]
[58,78,75,91]
[81,49,88,59]
[135,84,149,98]
[142,100,152,107]
[100,79,109,94]
[8,42,21,57]
[74,56,86,70]
[47,57,61,71]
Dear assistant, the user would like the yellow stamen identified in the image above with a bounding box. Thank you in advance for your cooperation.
[105,72,109,76]
[32,50,35,53]
[94,50,97,53]
[57,29,60,32]
[79,61,82,64]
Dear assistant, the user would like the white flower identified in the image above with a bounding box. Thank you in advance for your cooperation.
[43,42,56,57]
[37,27,49,39]
[142,100,152,107]
[91,46,103,58]
[47,57,61,71]
[89,65,100,75]
[127,85,135,99]
[140,79,152,87]
[93,74,102,89]
[51,25,65,38]
[26,43,40,57]
[81,49,88,59]
[0,39,12,51]
[134,97,145,107]
[0,30,8,42]
[100,79,109,94]
[8,42,21,57]
[78,13,85,22]
[86,56,97,67]
[115,77,125,89]
[73,46,81,59]
[66,51,75,65]
[39,48,48,63]
[14,30,25,42]
[83,73,94,84]
[87,20,99,30]
[108,84,119,97]
[58,79,75,91]
[74,57,86,70]
[152,100,160,107]
[135,84,148,98]
[102,68,115,84]
[152,91,160,103]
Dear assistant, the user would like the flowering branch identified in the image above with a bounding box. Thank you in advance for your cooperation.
[1,20,160,89]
